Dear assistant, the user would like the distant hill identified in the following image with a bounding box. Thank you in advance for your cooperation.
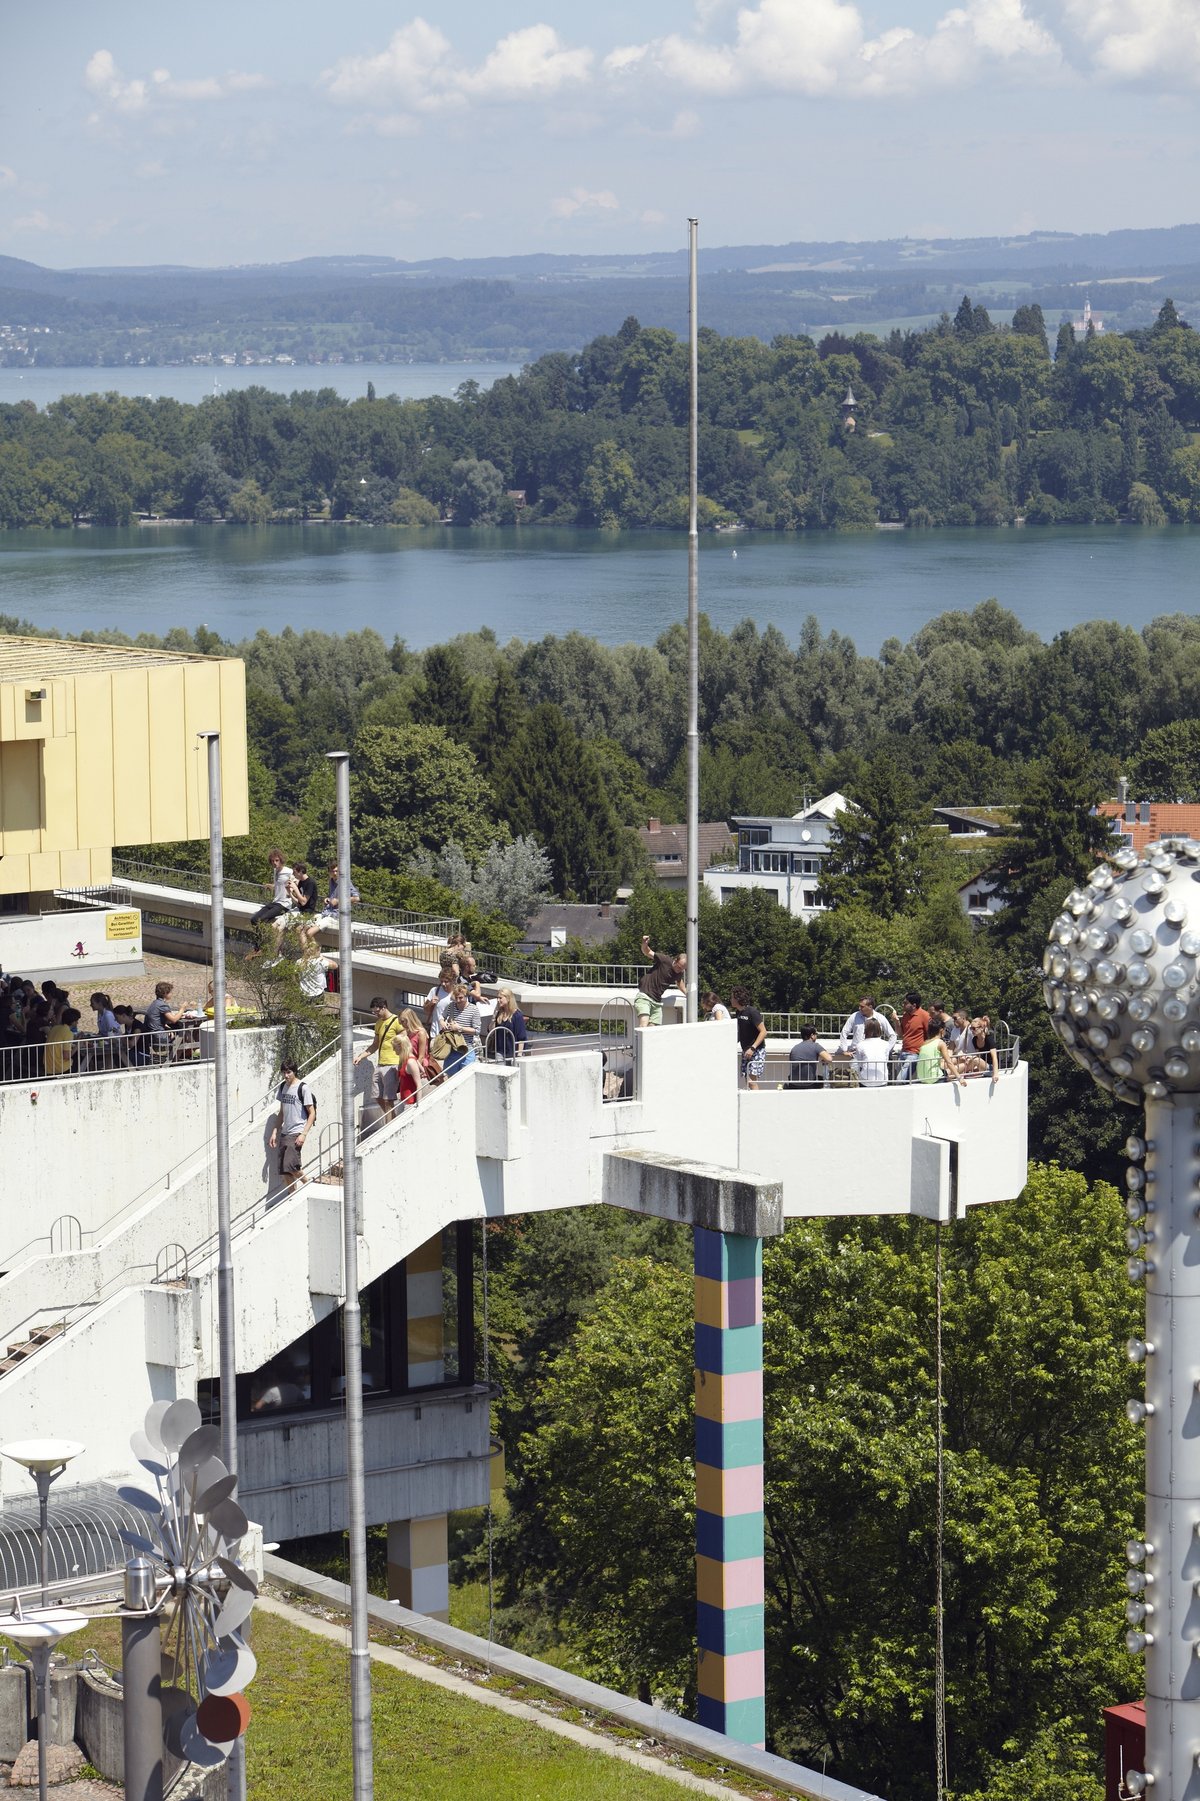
[3,225,1200,366]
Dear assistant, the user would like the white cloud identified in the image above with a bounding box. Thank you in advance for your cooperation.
[640,209,668,225]
[1058,0,1200,83]
[86,49,147,112]
[0,166,15,189]
[135,159,166,178]
[550,187,620,219]
[607,0,1060,99]
[323,19,591,113]
[85,49,267,114]
[349,112,421,137]
[12,210,52,233]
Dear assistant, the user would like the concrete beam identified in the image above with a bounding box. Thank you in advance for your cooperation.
[603,1149,783,1239]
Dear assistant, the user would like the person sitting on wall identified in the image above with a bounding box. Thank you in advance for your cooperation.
[249,848,296,955]
[300,860,360,950]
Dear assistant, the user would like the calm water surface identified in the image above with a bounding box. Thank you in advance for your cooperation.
[0,524,1197,653]
[0,362,521,407]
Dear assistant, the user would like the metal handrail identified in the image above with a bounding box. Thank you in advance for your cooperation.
[753,1042,1022,1090]
[0,1031,340,1271]
[105,858,460,941]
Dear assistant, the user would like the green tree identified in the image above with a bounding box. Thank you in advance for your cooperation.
[451,455,504,524]
[995,731,1113,941]
[1126,480,1166,524]
[1125,718,1200,800]
[581,440,638,527]
[516,1256,695,1703]
[227,478,272,523]
[819,761,933,917]
[390,486,439,526]
[326,722,505,870]
[495,704,639,898]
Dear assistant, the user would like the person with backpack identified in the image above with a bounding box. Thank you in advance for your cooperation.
[354,995,404,1119]
[269,1058,316,1196]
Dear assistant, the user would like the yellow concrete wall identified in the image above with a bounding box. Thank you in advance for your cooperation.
[0,659,247,894]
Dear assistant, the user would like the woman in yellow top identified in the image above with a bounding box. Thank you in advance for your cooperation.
[43,1006,81,1076]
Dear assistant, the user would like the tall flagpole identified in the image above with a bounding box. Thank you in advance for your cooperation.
[686,218,700,1023]
[199,730,245,1801]
[328,751,374,1801]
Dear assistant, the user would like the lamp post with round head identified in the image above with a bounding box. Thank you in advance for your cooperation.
[1043,834,1200,1800]
[0,1440,83,1602]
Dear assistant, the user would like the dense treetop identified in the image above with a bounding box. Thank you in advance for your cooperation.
[3,299,1199,529]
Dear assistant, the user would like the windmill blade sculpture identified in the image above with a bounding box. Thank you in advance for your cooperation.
[118,1397,257,1770]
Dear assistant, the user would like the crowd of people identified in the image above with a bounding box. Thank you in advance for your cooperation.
[691,979,1001,1091]
[250,850,359,956]
[776,992,1000,1089]
[344,936,530,1137]
[0,974,213,1076]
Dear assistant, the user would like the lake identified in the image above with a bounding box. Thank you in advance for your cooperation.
[0,362,522,408]
[1,523,1197,655]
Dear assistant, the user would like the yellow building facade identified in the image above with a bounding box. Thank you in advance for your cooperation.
[0,637,248,896]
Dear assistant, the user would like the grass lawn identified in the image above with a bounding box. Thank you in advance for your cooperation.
[3,1611,727,1800]
[251,1610,711,1800]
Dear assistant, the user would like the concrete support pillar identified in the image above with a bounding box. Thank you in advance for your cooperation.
[386,1515,450,1620]
[407,1233,444,1388]
[693,1225,766,1748]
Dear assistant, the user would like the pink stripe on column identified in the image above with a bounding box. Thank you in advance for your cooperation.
[715,1369,764,1421]
[722,1464,764,1515]
[722,1556,765,1608]
[721,1649,767,1703]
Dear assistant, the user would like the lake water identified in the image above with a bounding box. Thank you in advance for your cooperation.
[1,523,1197,654]
[0,362,522,408]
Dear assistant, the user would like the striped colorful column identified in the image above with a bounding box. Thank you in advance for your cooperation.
[694,1226,766,1748]
[406,1232,444,1387]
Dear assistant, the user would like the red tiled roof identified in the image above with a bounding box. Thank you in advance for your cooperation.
[1098,801,1200,853]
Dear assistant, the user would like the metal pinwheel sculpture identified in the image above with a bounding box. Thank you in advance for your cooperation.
[118,1398,258,1770]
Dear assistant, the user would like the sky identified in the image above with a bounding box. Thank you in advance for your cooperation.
[2,0,1198,268]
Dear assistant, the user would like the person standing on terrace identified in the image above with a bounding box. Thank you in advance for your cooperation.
[635,933,686,1028]
[838,995,896,1055]
[884,992,929,1083]
[731,985,767,1088]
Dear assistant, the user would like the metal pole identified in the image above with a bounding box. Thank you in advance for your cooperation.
[121,1558,163,1801]
[1140,1097,1200,1800]
[686,217,700,1023]
[33,1645,48,1801]
[329,750,374,1801]
[200,731,244,1801]
[35,1474,50,1605]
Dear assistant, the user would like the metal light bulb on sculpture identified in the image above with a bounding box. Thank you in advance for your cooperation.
[1042,835,1200,1801]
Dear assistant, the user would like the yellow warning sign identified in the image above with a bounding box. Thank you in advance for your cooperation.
[105,910,141,941]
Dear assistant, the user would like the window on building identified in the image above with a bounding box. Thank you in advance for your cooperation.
[199,1222,476,1425]
[721,887,739,903]
[739,828,769,848]
[791,855,820,875]
[751,850,790,874]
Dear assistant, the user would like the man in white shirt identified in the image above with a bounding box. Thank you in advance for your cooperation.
[268,1059,316,1198]
[838,995,897,1055]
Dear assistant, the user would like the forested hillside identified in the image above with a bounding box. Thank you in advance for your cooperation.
[4,299,1200,528]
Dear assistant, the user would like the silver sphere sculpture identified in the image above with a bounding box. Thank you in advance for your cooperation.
[1042,834,1200,1104]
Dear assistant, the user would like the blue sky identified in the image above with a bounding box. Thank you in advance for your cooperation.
[2,0,1197,267]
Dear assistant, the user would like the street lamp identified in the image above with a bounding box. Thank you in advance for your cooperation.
[3,1609,88,1801]
[1042,834,1200,1800]
[1,1440,84,1602]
